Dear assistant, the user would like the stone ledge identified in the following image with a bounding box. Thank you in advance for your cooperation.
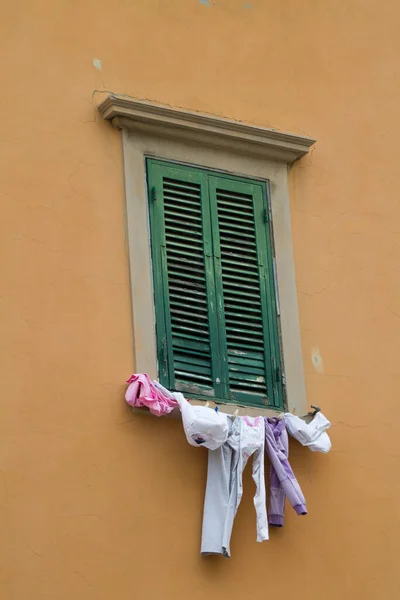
[98,95,316,163]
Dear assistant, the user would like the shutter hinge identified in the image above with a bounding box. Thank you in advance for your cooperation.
[151,186,157,201]
[264,208,269,223]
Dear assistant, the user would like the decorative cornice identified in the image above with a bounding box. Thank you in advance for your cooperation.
[98,95,315,163]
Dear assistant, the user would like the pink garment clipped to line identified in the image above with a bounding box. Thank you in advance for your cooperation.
[125,373,178,416]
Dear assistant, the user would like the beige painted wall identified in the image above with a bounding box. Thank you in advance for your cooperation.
[1,1,399,598]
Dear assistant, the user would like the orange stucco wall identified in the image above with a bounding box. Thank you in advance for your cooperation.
[1,1,399,598]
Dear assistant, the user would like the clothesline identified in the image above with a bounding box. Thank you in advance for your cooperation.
[124,373,331,558]
[125,373,331,452]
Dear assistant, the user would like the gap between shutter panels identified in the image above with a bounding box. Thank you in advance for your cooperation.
[163,176,216,396]
[215,186,270,405]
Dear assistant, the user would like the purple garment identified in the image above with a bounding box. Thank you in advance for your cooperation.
[264,417,307,527]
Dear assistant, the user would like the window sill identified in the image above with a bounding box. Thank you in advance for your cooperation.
[131,399,282,420]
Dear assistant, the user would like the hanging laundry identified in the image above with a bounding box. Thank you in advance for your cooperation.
[125,373,178,416]
[201,416,268,558]
[174,393,229,450]
[264,417,307,527]
[284,412,331,453]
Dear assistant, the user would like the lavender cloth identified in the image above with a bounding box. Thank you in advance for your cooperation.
[264,417,307,527]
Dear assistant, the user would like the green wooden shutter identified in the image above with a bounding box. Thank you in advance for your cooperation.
[147,159,283,409]
[147,160,223,399]
[208,175,283,408]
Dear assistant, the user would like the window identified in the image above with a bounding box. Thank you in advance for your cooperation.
[99,94,314,416]
[147,158,283,409]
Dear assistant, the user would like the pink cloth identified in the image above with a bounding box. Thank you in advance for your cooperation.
[125,374,178,416]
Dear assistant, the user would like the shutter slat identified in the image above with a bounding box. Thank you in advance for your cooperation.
[218,194,254,205]
[166,229,203,241]
[167,270,207,283]
[175,370,212,382]
[171,304,208,316]
[229,364,265,376]
[225,318,263,329]
[169,286,206,299]
[167,255,205,268]
[222,272,261,286]
[171,320,209,334]
[165,210,202,223]
[164,178,200,191]
[221,285,260,298]
[220,243,257,256]
[219,221,256,234]
[164,198,203,212]
[172,336,210,353]
[218,205,254,217]
[169,293,207,306]
[223,291,260,303]
[175,353,213,368]
[221,259,259,273]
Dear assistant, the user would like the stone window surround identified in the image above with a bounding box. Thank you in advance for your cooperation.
[98,95,316,417]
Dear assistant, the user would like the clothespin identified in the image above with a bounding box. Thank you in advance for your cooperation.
[204,402,210,408]
[214,406,219,413]
[277,412,285,420]
[232,409,239,421]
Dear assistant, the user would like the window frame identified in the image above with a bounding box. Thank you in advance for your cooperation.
[98,96,315,417]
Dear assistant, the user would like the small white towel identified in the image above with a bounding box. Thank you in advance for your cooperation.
[174,393,229,450]
[284,412,331,453]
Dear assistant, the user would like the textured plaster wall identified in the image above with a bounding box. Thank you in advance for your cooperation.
[1,1,399,598]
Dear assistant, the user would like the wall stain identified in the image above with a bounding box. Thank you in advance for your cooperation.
[311,347,324,374]
[199,0,210,5]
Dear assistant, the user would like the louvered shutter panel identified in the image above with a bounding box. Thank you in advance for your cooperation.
[147,161,222,399]
[208,176,283,408]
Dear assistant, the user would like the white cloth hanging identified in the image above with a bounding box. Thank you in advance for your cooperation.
[174,393,229,450]
[284,412,331,453]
